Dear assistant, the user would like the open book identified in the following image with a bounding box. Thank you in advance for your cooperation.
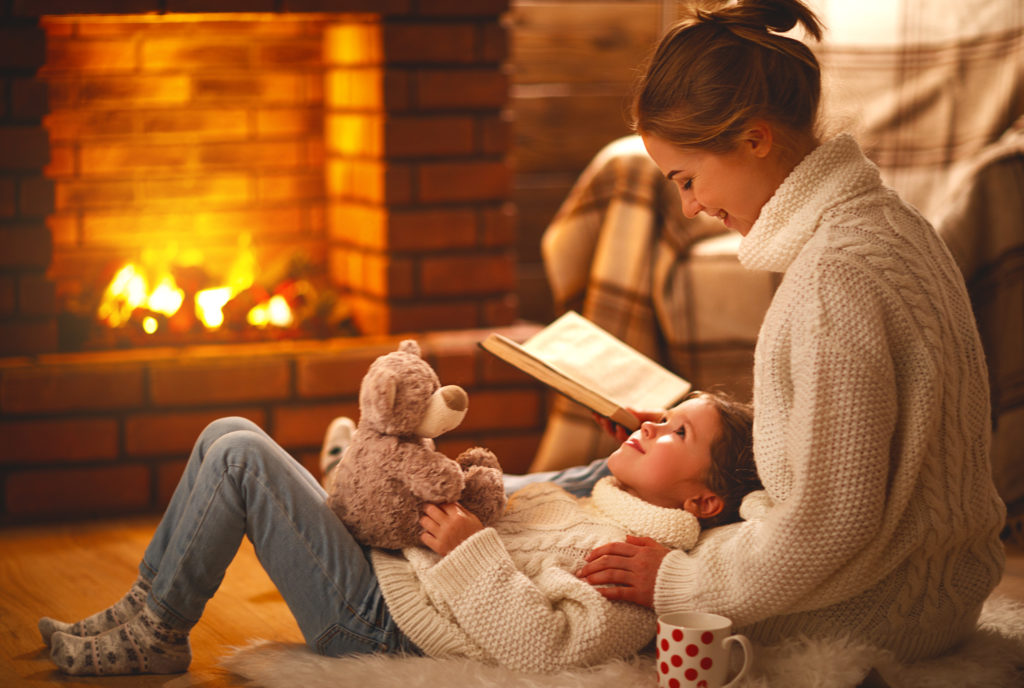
[479,311,692,432]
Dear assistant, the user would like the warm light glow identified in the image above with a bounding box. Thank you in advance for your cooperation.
[142,316,159,334]
[195,287,233,329]
[267,295,294,327]
[147,277,185,317]
[98,264,149,327]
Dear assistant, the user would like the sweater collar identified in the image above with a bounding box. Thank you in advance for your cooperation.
[591,476,700,550]
[738,134,882,273]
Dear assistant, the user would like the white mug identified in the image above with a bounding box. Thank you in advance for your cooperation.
[656,612,752,688]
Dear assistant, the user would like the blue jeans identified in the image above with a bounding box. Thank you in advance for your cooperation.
[502,457,611,498]
[138,417,420,658]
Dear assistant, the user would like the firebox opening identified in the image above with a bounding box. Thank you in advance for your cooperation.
[40,12,373,350]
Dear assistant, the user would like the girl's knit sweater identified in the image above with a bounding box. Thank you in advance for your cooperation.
[371,476,699,672]
[654,134,1006,661]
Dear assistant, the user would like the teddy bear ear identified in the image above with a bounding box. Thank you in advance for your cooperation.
[398,339,422,358]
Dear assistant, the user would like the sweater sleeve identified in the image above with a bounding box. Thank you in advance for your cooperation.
[656,255,904,627]
[419,527,655,672]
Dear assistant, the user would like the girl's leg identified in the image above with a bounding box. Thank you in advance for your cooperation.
[502,456,612,498]
[39,417,255,644]
[49,417,415,675]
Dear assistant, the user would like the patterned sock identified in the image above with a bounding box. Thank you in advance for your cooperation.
[38,577,151,646]
[49,604,191,676]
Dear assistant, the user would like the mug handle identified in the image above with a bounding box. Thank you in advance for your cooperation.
[721,633,753,688]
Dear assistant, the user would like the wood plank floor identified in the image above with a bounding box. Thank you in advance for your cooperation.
[2,516,1023,687]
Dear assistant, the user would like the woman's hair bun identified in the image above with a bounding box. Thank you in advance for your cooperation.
[698,0,822,42]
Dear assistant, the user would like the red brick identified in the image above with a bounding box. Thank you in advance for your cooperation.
[273,401,359,449]
[463,431,542,475]
[478,113,511,155]
[387,301,480,333]
[458,388,543,432]
[415,69,507,110]
[0,126,50,171]
[5,464,151,519]
[0,276,15,315]
[479,22,509,63]
[417,160,509,203]
[385,115,475,157]
[16,273,55,316]
[413,0,509,17]
[125,409,267,457]
[19,175,55,217]
[295,344,395,399]
[0,417,118,464]
[155,458,188,508]
[0,224,51,269]
[480,202,517,247]
[388,208,477,251]
[482,292,519,326]
[0,318,58,356]
[150,357,291,406]
[383,23,477,64]
[10,77,49,120]
[1,363,143,413]
[420,252,516,296]
[0,177,16,217]
[0,27,45,70]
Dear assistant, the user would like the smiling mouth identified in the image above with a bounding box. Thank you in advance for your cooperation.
[625,437,645,454]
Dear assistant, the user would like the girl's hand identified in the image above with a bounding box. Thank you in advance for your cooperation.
[575,535,671,608]
[592,409,665,442]
[420,502,483,556]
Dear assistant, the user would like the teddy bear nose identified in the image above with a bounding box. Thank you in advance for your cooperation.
[438,385,468,412]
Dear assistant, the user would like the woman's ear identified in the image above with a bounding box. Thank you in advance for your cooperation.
[743,120,774,159]
[684,491,724,520]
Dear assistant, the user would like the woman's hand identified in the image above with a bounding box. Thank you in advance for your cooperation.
[592,409,665,442]
[420,502,483,556]
[576,535,671,608]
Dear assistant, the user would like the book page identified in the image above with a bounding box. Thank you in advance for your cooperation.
[522,312,689,410]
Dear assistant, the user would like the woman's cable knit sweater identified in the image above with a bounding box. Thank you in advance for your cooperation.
[654,134,1006,661]
[370,476,699,673]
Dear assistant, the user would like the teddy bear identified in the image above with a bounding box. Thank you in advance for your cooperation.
[325,339,507,550]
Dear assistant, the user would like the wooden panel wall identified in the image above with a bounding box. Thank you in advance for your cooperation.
[509,1,666,322]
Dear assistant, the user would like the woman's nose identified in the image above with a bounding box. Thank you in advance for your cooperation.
[678,190,703,218]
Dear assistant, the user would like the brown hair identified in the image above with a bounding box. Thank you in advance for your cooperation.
[692,390,760,528]
[632,0,824,153]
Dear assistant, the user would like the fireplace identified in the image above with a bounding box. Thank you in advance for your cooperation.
[2,0,518,356]
[0,0,547,524]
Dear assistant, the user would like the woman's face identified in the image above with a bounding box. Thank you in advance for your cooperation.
[607,396,722,516]
[642,130,781,236]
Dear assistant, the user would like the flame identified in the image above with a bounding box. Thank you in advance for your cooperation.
[97,234,293,335]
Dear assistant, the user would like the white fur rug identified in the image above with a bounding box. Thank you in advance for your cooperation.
[221,595,1024,688]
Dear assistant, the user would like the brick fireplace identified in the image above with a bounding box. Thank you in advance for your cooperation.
[0,0,547,523]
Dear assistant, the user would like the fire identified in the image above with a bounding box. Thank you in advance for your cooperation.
[97,235,294,336]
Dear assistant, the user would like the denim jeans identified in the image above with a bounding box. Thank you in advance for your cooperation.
[502,457,611,498]
[138,417,420,658]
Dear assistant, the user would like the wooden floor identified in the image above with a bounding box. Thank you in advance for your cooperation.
[2,517,1023,688]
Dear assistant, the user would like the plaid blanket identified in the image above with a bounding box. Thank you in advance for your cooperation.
[531,1,1024,513]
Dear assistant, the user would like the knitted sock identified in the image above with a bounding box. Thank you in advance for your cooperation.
[38,577,151,646]
[49,604,191,676]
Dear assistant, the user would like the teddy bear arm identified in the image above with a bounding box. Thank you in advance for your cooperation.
[459,464,507,526]
[400,448,466,504]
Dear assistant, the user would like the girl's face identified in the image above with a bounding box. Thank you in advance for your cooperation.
[642,129,782,236]
[607,396,722,517]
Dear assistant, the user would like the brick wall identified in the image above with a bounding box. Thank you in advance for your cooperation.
[0,0,517,354]
[0,6,57,356]
[0,324,546,524]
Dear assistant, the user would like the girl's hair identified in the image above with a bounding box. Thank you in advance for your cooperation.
[691,390,760,528]
[632,0,824,153]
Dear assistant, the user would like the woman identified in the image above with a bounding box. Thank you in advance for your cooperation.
[542,0,1005,662]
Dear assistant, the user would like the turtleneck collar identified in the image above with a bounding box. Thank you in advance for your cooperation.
[738,134,883,273]
[591,476,700,551]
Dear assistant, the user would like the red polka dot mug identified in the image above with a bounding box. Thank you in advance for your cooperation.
[656,612,752,688]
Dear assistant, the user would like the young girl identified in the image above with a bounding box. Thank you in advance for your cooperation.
[39,391,759,676]
[550,0,1005,663]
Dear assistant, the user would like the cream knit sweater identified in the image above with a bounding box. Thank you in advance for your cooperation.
[371,476,699,672]
[654,134,1006,661]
